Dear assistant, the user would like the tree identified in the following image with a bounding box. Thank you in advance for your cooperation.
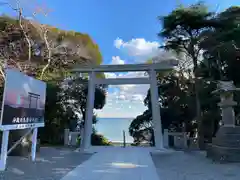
[38,82,67,145]
[91,133,112,146]
[39,76,106,145]
[129,109,153,145]
[196,6,240,141]
[0,1,103,80]
[63,75,106,123]
[0,16,102,81]
[0,12,104,155]
[130,4,240,148]
[158,2,220,148]
[62,75,106,147]
[129,71,196,145]
[200,6,240,82]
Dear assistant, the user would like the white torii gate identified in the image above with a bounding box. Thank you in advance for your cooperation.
[72,59,178,151]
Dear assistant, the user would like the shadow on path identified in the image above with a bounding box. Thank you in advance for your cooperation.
[152,151,240,180]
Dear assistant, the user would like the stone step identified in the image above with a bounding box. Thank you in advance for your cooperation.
[212,138,240,148]
[207,144,240,163]
[213,134,240,140]
[216,126,240,135]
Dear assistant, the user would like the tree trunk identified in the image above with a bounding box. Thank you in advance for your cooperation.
[193,65,205,150]
[195,87,205,149]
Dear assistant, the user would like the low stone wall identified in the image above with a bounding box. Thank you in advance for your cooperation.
[64,128,198,150]
[206,126,240,163]
[64,129,80,147]
[169,132,187,149]
[165,130,198,150]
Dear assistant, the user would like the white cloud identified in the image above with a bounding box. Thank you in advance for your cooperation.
[104,65,148,80]
[118,71,147,78]
[113,38,178,63]
[104,72,117,79]
[114,38,159,58]
[132,94,144,102]
[114,38,124,49]
[96,71,149,118]
[107,71,148,104]
[152,50,178,63]
[111,56,125,65]
[97,37,178,118]
[116,73,147,106]
[117,94,126,100]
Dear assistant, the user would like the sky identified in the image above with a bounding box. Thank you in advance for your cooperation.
[0,0,239,118]
[4,69,46,108]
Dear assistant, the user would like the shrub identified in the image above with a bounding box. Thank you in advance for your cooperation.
[91,133,112,146]
[76,133,112,147]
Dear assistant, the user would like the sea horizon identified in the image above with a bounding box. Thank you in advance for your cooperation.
[95,117,134,143]
[98,117,135,119]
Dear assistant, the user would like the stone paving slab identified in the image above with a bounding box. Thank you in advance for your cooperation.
[152,151,240,180]
[0,147,92,180]
[60,147,160,180]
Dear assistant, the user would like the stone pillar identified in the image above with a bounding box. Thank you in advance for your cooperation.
[123,130,126,148]
[80,126,84,147]
[64,129,70,146]
[82,71,95,150]
[218,92,237,127]
[207,81,240,162]
[163,129,169,148]
[183,132,188,149]
[149,69,163,149]
[181,122,188,148]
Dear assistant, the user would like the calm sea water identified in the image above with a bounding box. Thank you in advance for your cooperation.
[94,118,134,143]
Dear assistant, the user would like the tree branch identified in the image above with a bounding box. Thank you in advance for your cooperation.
[15,1,32,65]
[232,40,239,50]
[0,59,5,80]
[40,29,51,80]
[29,6,53,80]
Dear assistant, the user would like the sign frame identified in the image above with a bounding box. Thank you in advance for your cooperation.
[0,68,46,131]
[0,68,46,171]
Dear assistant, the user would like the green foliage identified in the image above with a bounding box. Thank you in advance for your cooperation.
[130,4,240,146]
[0,15,103,83]
[63,75,106,122]
[91,133,112,146]
[52,29,103,64]
[39,82,66,144]
[159,2,218,62]
[157,2,230,148]
[76,132,112,146]
[0,15,106,147]
[199,6,240,82]
[39,76,107,144]
[129,73,196,144]
[129,110,152,143]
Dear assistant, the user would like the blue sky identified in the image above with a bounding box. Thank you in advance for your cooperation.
[1,0,238,118]
[5,69,46,107]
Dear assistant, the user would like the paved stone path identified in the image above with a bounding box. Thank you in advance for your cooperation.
[152,151,240,180]
[3,146,240,180]
[60,146,160,180]
[0,147,92,180]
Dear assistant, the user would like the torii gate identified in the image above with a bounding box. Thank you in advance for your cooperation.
[72,59,178,151]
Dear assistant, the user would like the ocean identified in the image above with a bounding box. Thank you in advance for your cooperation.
[94,118,134,143]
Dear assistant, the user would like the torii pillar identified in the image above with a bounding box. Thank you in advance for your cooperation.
[149,69,163,149]
[81,71,95,150]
